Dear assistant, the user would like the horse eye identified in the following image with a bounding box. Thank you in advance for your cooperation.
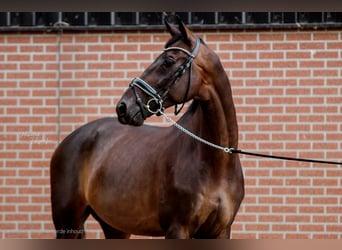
[163,57,175,67]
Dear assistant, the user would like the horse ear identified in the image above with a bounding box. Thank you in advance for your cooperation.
[164,15,179,37]
[175,15,191,45]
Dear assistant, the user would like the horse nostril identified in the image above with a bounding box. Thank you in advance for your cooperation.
[116,102,127,116]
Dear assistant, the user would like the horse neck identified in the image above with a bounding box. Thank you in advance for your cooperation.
[176,68,237,175]
[196,69,238,152]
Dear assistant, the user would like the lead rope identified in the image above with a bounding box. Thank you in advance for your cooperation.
[161,111,231,153]
[160,111,342,165]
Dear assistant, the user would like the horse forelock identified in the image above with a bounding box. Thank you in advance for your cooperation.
[164,23,195,49]
[164,34,183,48]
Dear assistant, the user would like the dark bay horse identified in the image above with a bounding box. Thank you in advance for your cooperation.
[50,16,244,239]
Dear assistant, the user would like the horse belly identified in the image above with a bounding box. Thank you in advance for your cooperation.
[99,199,163,236]
[87,164,164,236]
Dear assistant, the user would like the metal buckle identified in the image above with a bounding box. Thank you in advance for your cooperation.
[145,98,164,114]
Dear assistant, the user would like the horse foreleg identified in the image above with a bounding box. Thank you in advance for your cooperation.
[56,226,86,239]
[165,223,189,239]
[51,181,90,239]
[52,204,90,239]
[216,226,231,239]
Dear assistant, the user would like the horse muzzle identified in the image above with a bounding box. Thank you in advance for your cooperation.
[116,102,129,124]
[116,100,145,126]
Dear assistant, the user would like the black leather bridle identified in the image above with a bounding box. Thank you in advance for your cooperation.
[129,38,201,118]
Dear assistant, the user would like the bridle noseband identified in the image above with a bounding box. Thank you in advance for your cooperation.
[129,38,201,118]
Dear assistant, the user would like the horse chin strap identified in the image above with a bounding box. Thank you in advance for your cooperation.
[130,38,201,118]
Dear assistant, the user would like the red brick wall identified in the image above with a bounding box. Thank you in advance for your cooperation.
[1,28,342,239]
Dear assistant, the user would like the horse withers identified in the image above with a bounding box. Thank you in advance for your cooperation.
[50,15,244,239]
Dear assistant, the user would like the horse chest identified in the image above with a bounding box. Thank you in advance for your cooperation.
[160,175,232,232]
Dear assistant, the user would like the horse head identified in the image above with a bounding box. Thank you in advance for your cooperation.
[116,15,206,126]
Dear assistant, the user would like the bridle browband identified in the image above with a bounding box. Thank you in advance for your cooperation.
[129,37,201,118]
